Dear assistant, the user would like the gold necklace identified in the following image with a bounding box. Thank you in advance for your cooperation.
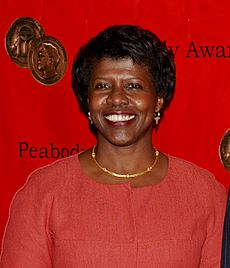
[91,145,159,178]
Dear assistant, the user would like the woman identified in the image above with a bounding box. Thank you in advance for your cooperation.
[0,25,226,267]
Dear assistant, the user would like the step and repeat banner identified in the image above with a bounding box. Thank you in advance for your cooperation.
[1,0,230,243]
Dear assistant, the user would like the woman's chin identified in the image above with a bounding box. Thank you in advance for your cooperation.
[99,134,136,147]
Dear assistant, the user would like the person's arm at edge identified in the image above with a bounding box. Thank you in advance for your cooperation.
[199,176,227,267]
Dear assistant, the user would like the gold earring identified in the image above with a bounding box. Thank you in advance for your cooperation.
[88,112,93,124]
[154,112,161,125]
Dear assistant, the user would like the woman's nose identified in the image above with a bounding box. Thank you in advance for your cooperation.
[106,86,129,107]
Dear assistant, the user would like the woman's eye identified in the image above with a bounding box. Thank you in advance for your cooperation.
[127,83,142,89]
[95,83,110,89]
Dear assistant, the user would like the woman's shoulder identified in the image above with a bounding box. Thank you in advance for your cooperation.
[32,153,80,175]
[31,153,79,176]
[20,154,82,195]
[167,154,226,196]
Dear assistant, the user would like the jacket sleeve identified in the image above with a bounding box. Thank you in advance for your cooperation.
[199,179,227,267]
[0,171,53,268]
[221,187,230,268]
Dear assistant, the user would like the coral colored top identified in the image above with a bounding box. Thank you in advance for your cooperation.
[0,154,227,268]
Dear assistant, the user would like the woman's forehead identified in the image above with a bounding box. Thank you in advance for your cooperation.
[92,57,150,77]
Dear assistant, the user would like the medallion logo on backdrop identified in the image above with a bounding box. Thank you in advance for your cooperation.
[165,41,230,58]
[18,141,84,159]
[5,17,68,85]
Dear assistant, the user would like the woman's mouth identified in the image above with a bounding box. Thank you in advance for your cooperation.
[104,114,135,122]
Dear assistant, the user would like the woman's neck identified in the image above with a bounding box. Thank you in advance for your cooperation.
[94,139,156,175]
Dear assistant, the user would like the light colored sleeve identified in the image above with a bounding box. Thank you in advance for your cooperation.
[199,179,227,267]
[0,172,53,268]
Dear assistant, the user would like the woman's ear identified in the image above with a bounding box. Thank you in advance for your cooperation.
[155,97,164,112]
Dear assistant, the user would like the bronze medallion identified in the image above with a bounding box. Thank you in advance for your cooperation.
[5,17,44,67]
[219,128,230,172]
[28,36,68,85]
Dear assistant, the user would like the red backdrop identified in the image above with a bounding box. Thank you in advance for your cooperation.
[1,0,230,244]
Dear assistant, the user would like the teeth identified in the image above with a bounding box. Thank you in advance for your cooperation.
[105,114,135,122]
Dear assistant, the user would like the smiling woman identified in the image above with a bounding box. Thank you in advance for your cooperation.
[0,25,227,267]
[87,58,162,149]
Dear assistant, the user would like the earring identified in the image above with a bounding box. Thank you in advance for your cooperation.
[154,112,161,125]
[88,112,93,124]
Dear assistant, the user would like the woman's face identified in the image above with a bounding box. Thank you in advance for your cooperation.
[88,57,163,146]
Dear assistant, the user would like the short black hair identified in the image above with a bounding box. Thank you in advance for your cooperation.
[72,25,176,114]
